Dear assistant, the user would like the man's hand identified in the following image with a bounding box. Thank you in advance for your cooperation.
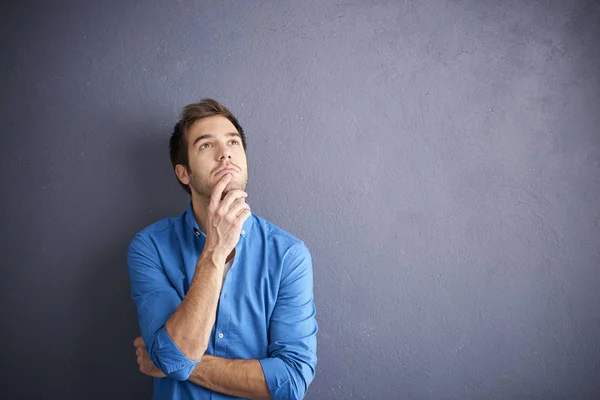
[203,173,251,261]
[133,336,166,378]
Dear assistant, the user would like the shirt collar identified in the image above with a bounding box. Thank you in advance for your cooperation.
[184,202,254,239]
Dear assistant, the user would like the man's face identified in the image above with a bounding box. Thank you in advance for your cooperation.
[178,115,248,200]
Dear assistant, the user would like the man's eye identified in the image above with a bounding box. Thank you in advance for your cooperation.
[229,140,240,145]
[200,143,212,149]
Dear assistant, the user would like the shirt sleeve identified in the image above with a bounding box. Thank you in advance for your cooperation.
[127,233,199,381]
[259,242,318,400]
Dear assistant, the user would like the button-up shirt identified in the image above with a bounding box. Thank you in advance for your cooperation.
[127,204,317,399]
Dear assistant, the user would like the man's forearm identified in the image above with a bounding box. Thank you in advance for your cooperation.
[188,355,271,400]
[165,250,224,360]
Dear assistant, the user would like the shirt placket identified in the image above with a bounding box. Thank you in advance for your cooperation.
[212,230,247,358]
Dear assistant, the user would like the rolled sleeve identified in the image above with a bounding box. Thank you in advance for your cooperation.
[259,242,318,400]
[127,234,199,381]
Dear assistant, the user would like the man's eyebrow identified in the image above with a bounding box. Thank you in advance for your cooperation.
[192,134,213,146]
[192,132,241,146]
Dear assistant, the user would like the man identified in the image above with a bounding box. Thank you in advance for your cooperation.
[127,99,317,400]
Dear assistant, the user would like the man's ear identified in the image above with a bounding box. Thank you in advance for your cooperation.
[175,164,190,185]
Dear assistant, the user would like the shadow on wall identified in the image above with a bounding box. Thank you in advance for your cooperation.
[72,126,183,398]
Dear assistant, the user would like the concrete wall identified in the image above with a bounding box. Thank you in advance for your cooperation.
[2,0,599,398]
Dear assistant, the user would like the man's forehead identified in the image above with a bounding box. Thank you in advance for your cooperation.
[188,116,239,141]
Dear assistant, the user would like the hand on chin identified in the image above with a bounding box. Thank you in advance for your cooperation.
[220,180,241,200]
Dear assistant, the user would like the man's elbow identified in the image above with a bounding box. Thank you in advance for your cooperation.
[164,364,196,381]
[261,353,317,400]
[150,350,199,381]
[280,357,317,400]
[287,378,308,400]
[147,326,202,381]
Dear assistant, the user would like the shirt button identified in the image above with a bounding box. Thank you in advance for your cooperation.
[218,333,224,339]
[241,230,246,235]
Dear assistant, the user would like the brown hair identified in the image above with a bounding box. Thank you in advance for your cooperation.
[169,98,246,194]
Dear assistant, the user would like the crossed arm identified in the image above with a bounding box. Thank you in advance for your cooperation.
[134,344,269,399]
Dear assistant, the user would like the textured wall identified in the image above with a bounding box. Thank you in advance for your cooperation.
[1,0,599,399]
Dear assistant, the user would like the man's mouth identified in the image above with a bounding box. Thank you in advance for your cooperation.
[215,165,238,176]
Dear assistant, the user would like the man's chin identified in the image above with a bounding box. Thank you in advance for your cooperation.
[190,177,247,202]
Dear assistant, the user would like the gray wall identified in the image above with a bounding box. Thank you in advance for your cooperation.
[2,0,599,399]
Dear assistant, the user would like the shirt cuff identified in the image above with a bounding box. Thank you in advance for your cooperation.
[150,326,199,381]
[259,357,293,400]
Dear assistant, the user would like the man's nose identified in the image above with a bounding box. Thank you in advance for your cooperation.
[218,145,231,161]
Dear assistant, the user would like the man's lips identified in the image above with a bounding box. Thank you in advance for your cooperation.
[215,165,238,176]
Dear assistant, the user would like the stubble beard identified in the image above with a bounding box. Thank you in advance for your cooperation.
[189,170,248,203]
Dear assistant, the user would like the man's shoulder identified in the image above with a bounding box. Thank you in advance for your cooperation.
[131,211,186,242]
[250,214,307,250]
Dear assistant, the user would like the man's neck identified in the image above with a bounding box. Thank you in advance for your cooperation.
[191,194,211,234]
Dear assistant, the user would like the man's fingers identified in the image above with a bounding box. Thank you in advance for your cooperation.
[133,336,145,348]
[209,174,232,209]
[229,200,251,219]
[219,191,248,212]
[236,208,252,225]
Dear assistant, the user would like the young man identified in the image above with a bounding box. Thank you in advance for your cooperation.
[127,99,317,400]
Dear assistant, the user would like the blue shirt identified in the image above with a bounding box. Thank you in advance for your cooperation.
[127,203,318,400]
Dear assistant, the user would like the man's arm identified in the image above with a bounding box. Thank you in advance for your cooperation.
[257,242,318,400]
[134,340,270,399]
[162,249,224,360]
[165,174,250,360]
[128,174,250,379]
[128,235,201,380]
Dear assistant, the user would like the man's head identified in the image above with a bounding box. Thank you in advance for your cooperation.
[169,99,248,200]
